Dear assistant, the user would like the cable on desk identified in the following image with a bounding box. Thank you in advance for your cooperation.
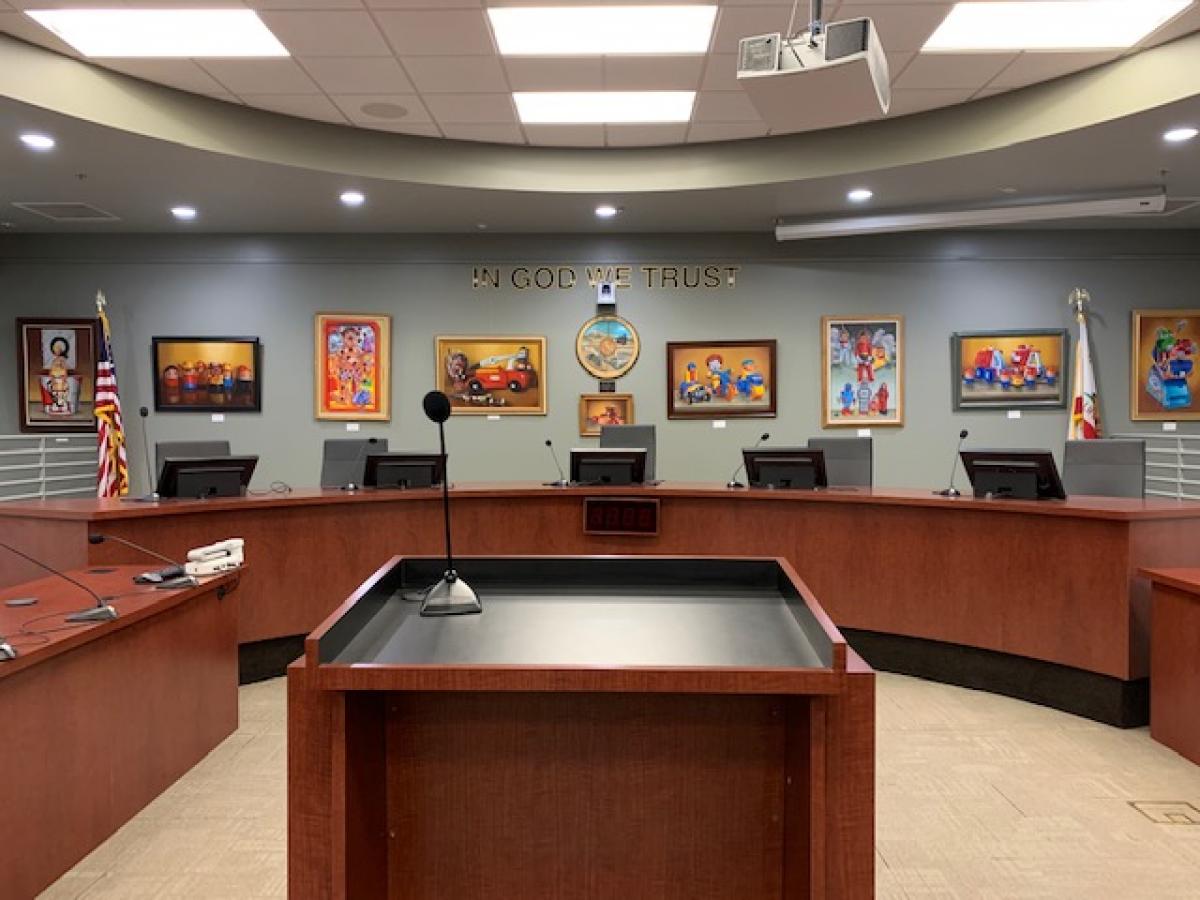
[247,481,293,497]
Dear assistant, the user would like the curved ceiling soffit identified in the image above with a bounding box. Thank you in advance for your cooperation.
[1,32,1198,196]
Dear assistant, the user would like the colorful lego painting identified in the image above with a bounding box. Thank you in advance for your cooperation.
[822,316,903,427]
[435,335,547,415]
[15,318,98,433]
[666,340,776,419]
[1132,310,1200,420]
[579,393,634,436]
[315,314,391,421]
[950,330,1068,410]
[152,337,262,413]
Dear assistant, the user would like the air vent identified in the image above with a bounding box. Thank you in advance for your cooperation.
[12,202,120,222]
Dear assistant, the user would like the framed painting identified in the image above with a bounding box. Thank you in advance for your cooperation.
[315,314,391,421]
[822,315,903,427]
[152,336,262,413]
[1132,310,1200,420]
[15,317,99,433]
[577,314,640,380]
[950,329,1069,410]
[666,340,776,419]
[436,335,547,415]
[579,393,634,437]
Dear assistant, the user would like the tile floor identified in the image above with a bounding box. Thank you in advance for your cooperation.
[39,673,1200,899]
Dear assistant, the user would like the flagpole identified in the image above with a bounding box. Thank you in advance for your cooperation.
[1067,287,1101,440]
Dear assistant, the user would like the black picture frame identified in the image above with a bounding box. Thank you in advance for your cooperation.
[151,336,263,413]
[950,329,1070,410]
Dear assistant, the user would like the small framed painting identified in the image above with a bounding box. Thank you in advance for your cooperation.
[666,340,777,419]
[951,329,1069,410]
[822,316,903,427]
[1131,310,1200,421]
[15,317,99,433]
[152,336,262,413]
[315,314,391,421]
[436,335,548,415]
[579,393,634,437]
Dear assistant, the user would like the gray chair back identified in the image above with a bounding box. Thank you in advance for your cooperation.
[1063,439,1145,498]
[320,438,389,489]
[806,436,873,487]
[155,440,232,478]
[600,425,656,482]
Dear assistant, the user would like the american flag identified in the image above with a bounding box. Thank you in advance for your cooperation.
[95,292,129,497]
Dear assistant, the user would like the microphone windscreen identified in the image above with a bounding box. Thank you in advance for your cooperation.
[422,390,452,424]
[88,534,104,545]
[959,429,969,440]
[139,406,149,417]
[761,433,770,441]
[545,439,553,447]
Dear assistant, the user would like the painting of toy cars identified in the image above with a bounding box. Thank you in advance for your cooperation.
[950,330,1068,411]
[1132,311,1200,420]
[666,340,776,419]
[436,335,547,415]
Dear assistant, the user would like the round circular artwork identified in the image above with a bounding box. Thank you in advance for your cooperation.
[576,314,640,379]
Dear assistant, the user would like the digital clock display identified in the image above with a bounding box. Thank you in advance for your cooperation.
[582,497,660,536]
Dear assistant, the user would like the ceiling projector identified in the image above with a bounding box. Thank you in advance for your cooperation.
[737,17,890,132]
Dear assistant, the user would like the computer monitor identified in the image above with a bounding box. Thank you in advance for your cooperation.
[744,447,828,490]
[157,455,258,499]
[570,448,647,486]
[362,452,445,489]
[960,449,1067,500]
[319,438,389,489]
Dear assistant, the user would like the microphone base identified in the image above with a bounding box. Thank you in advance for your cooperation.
[542,479,571,488]
[66,604,118,624]
[121,492,161,503]
[419,572,481,617]
[726,479,746,489]
[935,487,962,497]
[340,483,360,492]
[0,641,15,661]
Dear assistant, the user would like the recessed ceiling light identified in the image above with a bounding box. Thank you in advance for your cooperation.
[923,1,1191,52]
[25,9,288,58]
[171,206,197,221]
[595,205,620,219]
[340,190,366,207]
[488,6,717,55]
[1164,126,1199,143]
[514,92,695,124]
[847,188,874,203]
[19,133,55,151]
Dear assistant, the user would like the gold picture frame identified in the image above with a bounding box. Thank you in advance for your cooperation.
[578,393,635,436]
[1131,309,1200,421]
[435,335,548,415]
[314,313,391,421]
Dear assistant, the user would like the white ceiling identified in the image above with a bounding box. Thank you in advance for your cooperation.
[2,0,1198,147]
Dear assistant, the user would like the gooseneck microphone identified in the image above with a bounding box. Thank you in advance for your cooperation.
[418,391,480,617]
[544,439,569,487]
[727,433,770,489]
[936,429,970,497]
[0,540,117,623]
[88,533,188,582]
[120,406,161,503]
[342,437,380,491]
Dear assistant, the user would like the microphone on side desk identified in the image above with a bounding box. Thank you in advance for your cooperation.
[727,432,770,489]
[88,533,194,587]
[936,429,970,497]
[544,439,570,487]
[418,391,480,617]
[0,540,117,623]
[342,437,380,492]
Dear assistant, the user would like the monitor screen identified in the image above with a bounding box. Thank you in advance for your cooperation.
[157,455,258,499]
[960,449,1066,500]
[362,452,445,489]
[743,448,827,490]
[570,448,647,486]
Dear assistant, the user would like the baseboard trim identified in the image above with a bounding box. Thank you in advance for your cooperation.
[238,635,304,685]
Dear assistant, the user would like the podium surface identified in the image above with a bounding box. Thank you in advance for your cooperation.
[289,555,874,899]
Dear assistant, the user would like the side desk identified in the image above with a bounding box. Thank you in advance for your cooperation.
[1139,568,1200,764]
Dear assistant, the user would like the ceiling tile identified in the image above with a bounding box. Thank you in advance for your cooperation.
[700,54,739,92]
[199,59,321,95]
[711,6,797,54]
[372,9,494,56]
[687,121,769,142]
[402,56,509,94]
[605,124,690,147]
[1136,6,1200,49]
[838,4,953,53]
[502,57,603,91]
[440,122,525,144]
[603,56,705,90]
[330,92,432,125]
[364,0,480,7]
[240,94,351,125]
[521,125,605,147]
[988,51,1121,90]
[257,11,390,57]
[888,88,977,117]
[693,90,763,123]
[96,60,228,97]
[245,0,364,8]
[894,53,1016,91]
[357,121,442,136]
[299,56,413,94]
[0,10,78,56]
[423,93,518,124]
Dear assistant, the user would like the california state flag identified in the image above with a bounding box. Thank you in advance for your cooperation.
[1068,314,1101,439]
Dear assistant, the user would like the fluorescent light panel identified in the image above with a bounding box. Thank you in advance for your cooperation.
[488,6,717,55]
[515,91,695,124]
[923,1,1192,52]
[26,10,289,58]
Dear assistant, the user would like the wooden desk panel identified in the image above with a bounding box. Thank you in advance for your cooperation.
[1140,568,1200,764]
[0,568,239,898]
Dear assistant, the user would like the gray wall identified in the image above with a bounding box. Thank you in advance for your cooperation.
[2,231,1198,494]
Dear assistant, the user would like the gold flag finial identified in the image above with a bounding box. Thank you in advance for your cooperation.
[1067,287,1090,322]
[95,290,107,314]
